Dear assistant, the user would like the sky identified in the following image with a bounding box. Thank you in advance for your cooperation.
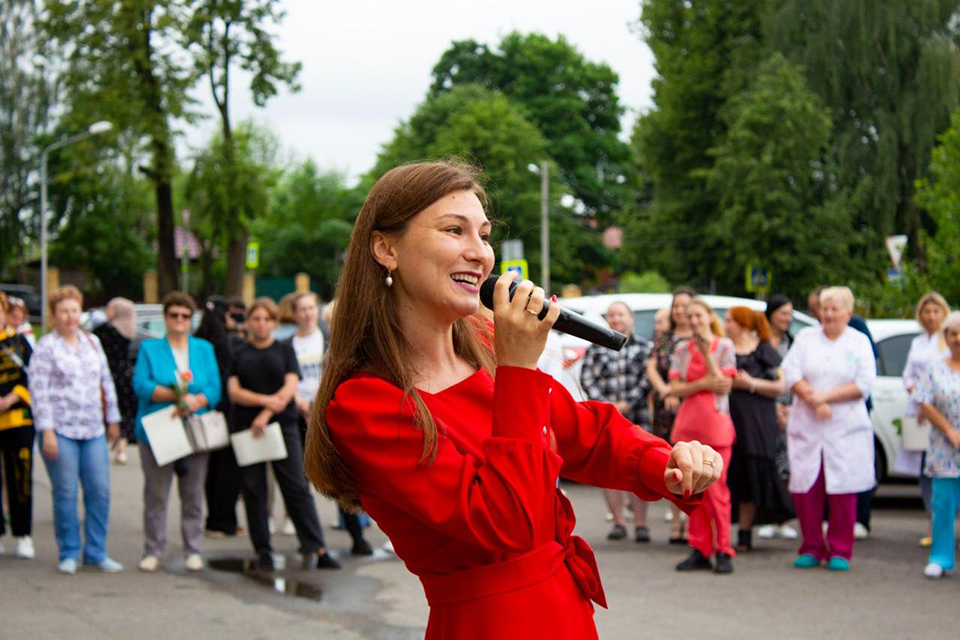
[183,0,657,182]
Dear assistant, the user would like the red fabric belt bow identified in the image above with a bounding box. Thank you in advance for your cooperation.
[556,489,607,608]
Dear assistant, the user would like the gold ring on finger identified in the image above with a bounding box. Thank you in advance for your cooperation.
[703,459,715,467]
[526,308,539,315]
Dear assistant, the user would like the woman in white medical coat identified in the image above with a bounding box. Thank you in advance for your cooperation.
[781,286,876,571]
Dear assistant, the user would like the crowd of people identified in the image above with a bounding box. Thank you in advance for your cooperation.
[579,285,958,578]
[0,279,955,582]
[0,286,373,574]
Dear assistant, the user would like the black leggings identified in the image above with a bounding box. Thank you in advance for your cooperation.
[0,425,34,537]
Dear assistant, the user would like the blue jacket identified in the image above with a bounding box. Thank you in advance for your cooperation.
[132,336,222,444]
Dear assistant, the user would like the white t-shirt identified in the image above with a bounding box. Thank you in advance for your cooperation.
[292,330,324,402]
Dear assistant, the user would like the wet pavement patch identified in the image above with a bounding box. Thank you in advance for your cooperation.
[208,557,323,602]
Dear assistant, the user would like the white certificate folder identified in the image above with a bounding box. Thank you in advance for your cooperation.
[231,422,288,467]
[142,407,193,467]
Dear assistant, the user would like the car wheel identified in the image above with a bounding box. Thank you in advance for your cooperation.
[874,437,887,485]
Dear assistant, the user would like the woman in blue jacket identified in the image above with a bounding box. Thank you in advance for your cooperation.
[133,292,221,573]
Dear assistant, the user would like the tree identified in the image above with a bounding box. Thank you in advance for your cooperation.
[252,162,360,299]
[371,84,610,288]
[696,54,853,300]
[766,0,960,267]
[44,0,195,294]
[430,32,631,222]
[184,0,301,296]
[0,0,57,280]
[626,0,772,288]
[184,122,280,296]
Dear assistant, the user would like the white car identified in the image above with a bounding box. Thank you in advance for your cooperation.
[867,319,921,482]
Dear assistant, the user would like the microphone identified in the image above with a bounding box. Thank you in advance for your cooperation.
[479,276,628,351]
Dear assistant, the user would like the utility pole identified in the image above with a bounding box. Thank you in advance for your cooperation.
[540,160,550,295]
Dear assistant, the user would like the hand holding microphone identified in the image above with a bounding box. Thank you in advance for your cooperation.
[490,272,561,370]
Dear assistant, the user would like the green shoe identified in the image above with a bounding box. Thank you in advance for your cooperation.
[827,557,850,571]
[793,554,820,569]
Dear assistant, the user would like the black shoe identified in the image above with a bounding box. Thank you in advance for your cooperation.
[316,551,342,570]
[634,526,651,543]
[737,529,752,552]
[607,524,628,540]
[676,550,713,572]
[257,551,275,571]
[351,538,374,556]
[715,552,734,574]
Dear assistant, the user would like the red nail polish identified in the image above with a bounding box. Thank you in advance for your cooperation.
[551,294,557,302]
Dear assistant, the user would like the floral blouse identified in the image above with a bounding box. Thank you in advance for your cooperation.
[28,329,121,440]
[913,358,960,478]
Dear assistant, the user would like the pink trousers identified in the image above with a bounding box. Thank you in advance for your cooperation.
[687,446,734,558]
[791,461,856,561]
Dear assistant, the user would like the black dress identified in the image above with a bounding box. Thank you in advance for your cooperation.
[728,342,795,525]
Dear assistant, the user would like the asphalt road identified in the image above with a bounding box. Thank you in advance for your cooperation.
[0,448,953,640]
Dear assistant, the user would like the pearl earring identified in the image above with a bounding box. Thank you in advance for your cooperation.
[385,270,394,287]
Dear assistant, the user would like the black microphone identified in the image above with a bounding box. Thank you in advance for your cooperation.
[479,276,628,351]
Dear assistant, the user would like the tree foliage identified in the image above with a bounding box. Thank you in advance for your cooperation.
[43,0,196,294]
[251,161,361,300]
[430,32,631,222]
[0,0,56,281]
[766,0,960,266]
[184,0,300,296]
[696,54,853,300]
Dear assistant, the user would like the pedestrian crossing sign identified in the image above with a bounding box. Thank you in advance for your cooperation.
[501,259,528,282]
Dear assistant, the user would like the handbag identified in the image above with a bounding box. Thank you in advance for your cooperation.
[185,411,230,452]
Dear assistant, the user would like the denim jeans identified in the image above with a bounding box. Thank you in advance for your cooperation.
[41,433,111,564]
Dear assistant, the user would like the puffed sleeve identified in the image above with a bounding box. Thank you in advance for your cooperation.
[668,342,687,381]
[26,338,55,431]
[327,367,563,554]
[757,341,783,379]
[548,377,700,512]
[717,338,738,377]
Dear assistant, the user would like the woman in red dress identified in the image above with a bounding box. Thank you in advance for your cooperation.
[304,161,723,639]
[668,299,737,575]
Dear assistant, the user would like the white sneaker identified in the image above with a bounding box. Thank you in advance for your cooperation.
[756,525,777,539]
[185,553,203,572]
[382,539,395,554]
[777,525,798,540]
[664,510,674,522]
[924,562,945,579]
[57,558,78,575]
[14,536,34,559]
[854,523,870,540]
[280,518,296,536]
[139,555,160,572]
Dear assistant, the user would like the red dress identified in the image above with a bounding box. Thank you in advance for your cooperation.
[327,365,697,639]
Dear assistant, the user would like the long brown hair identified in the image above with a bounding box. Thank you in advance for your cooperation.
[728,306,771,342]
[688,297,725,337]
[304,161,498,509]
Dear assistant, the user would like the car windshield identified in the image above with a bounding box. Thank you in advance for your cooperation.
[876,333,917,377]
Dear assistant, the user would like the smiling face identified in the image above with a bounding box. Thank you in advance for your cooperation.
[373,189,495,325]
[820,297,851,336]
[671,293,691,329]
[606,302,633,335]
[687,303,713,338]
[769,303,793,334]
[920,301,946,335]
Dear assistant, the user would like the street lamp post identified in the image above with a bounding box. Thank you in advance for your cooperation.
[40,120,113,329]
